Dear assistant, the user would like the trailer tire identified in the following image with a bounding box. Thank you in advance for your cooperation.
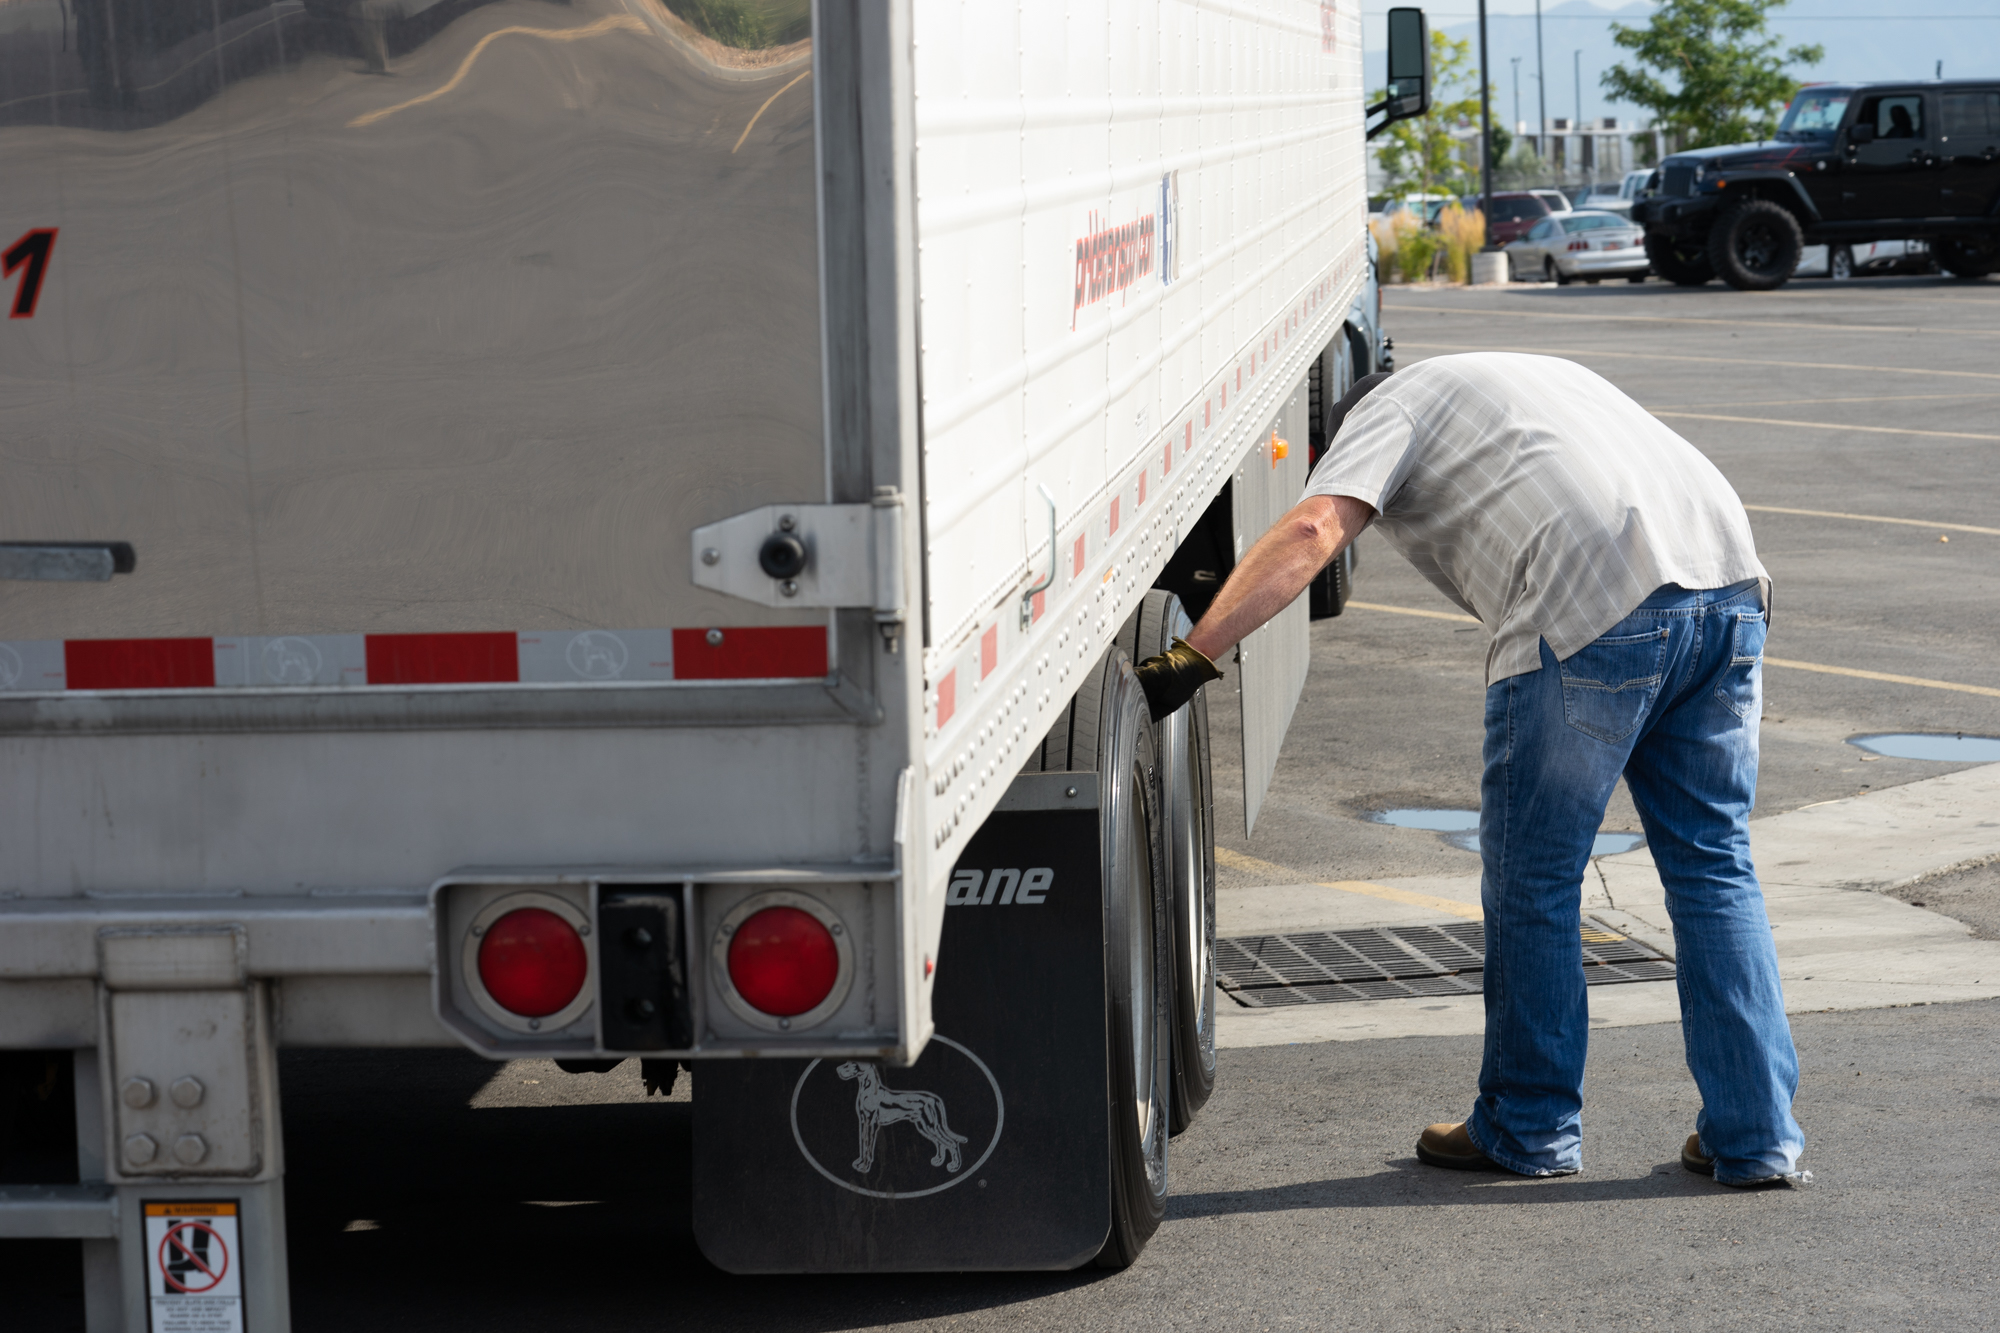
[1307,338,1356,621]
[1023,647,1173,1268]
[1116,593,1217,1135]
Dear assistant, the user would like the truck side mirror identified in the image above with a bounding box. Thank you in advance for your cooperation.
[1849,122,1877,145]
[1367,8,1430,140]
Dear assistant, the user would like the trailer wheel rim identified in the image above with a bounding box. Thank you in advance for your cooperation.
[1121,758,1169,1191]
[1122,761,1160,1148]
[1167,707,1216,1076]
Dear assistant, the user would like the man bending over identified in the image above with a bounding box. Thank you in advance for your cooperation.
[1138,352,1805,1187]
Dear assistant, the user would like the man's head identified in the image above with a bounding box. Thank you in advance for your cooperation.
[1325,370,1391,445]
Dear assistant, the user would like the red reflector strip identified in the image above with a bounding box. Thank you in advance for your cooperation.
[935,667,956,727]
[671,627,827,680]
[64,638,215,689]
[364,632,519,684]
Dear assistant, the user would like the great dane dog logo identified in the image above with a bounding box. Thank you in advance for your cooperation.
[566,631,628,680]
[262,637,321,685]
[836,1061,969,1174]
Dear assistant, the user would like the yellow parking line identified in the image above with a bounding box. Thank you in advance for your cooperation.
[1762,658,2000,699]
[732,69,811,153]
[1382,298,2000,339]
[1346,599,1480,625]
[1342,602,2000,699]
[347,15,645,128]
[1395,340,2000,383]
[1667,393,2000,408]
[1651,410,2000,443]
[1214,848,1484,921]
[1741,504,2000,538]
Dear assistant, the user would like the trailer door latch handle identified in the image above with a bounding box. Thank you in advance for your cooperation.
[0,541,136,582]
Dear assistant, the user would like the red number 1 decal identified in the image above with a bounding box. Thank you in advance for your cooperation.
[4,228,58,319]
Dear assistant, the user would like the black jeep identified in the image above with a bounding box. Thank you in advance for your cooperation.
[1633,82,2000,290]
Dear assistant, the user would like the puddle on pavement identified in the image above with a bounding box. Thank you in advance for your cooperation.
[1848,732,2000,763]
[1370,808,1645,858]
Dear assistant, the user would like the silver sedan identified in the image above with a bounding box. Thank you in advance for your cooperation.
[1505,211,1651,285]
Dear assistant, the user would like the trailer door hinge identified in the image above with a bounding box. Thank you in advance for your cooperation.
[692,494,907,631]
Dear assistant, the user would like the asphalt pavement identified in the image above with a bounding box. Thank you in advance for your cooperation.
[254,999,1999,1332]
[1215,273,2000,884]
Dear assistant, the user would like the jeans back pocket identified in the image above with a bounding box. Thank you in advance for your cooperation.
[1714,610,1767,721]
[1560,627,1671,744]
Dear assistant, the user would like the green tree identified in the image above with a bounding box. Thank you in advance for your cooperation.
[1373,32,1501,202]
[1601,0,1823,150]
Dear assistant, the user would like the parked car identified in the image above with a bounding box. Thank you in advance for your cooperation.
[1798,239,1935,279]
[1575,189,1633,216]
[1529,188,1571,216]
[1504,210,1651,284]
[1618,168,1654,202]
[1631,79,2000,289]
[1466,190,1557,244]
[1378,193,1458,227]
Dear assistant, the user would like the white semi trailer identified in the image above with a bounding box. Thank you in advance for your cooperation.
[0,0,1428,1320]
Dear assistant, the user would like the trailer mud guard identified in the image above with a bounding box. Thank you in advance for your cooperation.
[693,772,1109,1271]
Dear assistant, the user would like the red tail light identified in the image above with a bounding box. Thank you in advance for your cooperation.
[726,906,839,1016]
[477,908,589,1017]
[1567,239,1589,252]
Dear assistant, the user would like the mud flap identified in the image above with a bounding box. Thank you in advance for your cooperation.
[694,773,1109,1272]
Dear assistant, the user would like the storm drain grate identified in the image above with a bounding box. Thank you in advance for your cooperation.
[1215,918,1675,1007]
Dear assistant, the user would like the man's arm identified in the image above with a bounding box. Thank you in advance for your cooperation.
[1186,494,1376,659]
[1133,493,1375,720]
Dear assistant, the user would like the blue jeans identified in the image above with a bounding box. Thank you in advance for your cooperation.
[1464,580,1804,1184]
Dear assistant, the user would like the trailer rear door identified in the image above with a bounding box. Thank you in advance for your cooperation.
[2,0,834,699]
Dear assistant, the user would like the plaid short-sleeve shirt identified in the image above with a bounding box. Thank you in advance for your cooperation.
[1302,352,1768,684]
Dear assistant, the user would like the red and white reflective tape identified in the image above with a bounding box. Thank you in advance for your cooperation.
[925,249,1367,742]
[0,626,828,692]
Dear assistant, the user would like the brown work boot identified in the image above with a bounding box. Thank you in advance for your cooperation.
[1682,1132,1812,1188]
[1681,1133,1715,1176]
[1416,1122,1505,1172]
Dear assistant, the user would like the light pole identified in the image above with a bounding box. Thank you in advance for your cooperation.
[1511,56,1521,139]
[1535,0,1547,167]
[1575,49,1585,187]
[1479,0,1493,232]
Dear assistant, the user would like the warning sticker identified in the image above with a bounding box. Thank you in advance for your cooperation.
[144,1201,245,1333]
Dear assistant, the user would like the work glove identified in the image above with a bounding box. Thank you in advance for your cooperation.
[1134,637,1223,722]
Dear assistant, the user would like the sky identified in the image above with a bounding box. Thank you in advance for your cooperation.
[1358,0,2000,131]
